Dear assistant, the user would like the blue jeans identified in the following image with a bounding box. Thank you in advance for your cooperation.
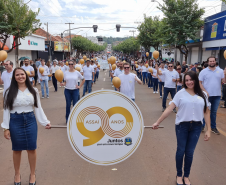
[52,73,57,91]
[202,96,221,129]
[162,87,176,108]
[159,82,164,96]
[175,121,202,177]
[83,80,92,96]
[177,85,182,92]
[64,89,79,123]
[40,79,49,97]
[95,71,99,81]
[152,78,158,91]
[142,72,147,84]
[138,72,142,81]
[148,73,153,88]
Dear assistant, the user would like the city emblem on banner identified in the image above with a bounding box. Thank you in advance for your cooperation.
[211,22,218,38]
[67,90,144,166]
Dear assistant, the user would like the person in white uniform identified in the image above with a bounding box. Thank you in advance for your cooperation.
[158,62,167,98]
[21,59,35,85]
[82,59,94,96]
[0,60,13,96]
[50,61,60,92]
[152,71,211,185]
[38,59,50,98]
[2,67,51,184]
[118,63,142,101]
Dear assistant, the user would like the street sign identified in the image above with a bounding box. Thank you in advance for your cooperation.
[67,90,144,165]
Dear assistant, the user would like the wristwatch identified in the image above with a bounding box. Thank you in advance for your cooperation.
[3,128,9,132]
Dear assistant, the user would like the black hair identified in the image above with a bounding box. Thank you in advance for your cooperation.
[183,71,207,112]
[4,67,38,110]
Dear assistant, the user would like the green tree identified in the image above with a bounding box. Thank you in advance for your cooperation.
[137,15,164,51]
[112,37,140,55]
[159,0,204,62]
[0,0,41,52]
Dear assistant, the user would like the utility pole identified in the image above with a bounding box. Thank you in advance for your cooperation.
[129,30,136,37]
[65,23,74,57]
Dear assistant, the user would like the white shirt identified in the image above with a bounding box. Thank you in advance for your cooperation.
[83,65,94,80]
[1,70,13,96]
[64,71,84,90]
[141,66,147,72]
[131,60,134,65]
[152,68,158,78]
[51,65,60,73]
[162,70,179,88]
[59,65,67,74]
[38,65,50,80]
[199,67,225,96]
[91,64,97,72]
[22,65,34,82]
[1,88,50,129]
[147,66,152,74]
[170,88,210,125]
[158,68,166,82]
[114,68,124,77]
[118,73,138,99]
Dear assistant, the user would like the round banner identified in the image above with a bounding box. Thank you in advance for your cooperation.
[67,90,144,165]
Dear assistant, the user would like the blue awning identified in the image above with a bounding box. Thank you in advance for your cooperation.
[205,47,226,51]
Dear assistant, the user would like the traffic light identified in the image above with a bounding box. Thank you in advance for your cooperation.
[116,24,121,32]
[98,37,103,42]
[61,33,63,38]
[93,25,98,32]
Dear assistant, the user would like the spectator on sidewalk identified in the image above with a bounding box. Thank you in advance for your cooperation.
[22,59,35,86]
[181,61,188,74]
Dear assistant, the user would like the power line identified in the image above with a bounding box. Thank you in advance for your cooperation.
[135,1,154,21]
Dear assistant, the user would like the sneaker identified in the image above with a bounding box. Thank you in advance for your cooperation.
[162,108,166,112]
[173,108,177,113]
[148,87,151,88]
[167,97,169,100]
[156,91,158,93]
[160,96,162,98]
[47,96,49,99]
[41,96,44,99]
[153,91,156,94]
[151,87,153,89]
[211,128,220,135]
[202,126,205,132]
[112,85,114,87]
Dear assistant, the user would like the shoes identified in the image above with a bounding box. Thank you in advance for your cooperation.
[153,91,156,94]
[151,87,153,89]
[112,85,114,87]
[211,128,220,135]
[29,174,36,185]
[173,108,177,113]
[183,176,191,185]
[162,107,166,112]
[176,176,183,185]
[148,87,151,88]
[160,96,162,98]
[156,91,158,93]
[47,96,49,99]
[41,96,44,99]
[54,90,57,92]
[14,175,21,185]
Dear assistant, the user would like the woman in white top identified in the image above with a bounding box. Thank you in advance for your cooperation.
[147,60,153,88]
[50,61,60,92]
[2,67,51,185]
[60,61,85,123]
[152,71,211,185]
[152,63,159,93]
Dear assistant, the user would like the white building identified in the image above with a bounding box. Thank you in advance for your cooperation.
[87,36,98,44]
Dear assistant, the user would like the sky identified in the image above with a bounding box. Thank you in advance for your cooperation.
[27,0,223,38]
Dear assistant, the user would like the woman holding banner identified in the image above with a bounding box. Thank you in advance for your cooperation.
[152,71,211,185]
[2,67,51,185]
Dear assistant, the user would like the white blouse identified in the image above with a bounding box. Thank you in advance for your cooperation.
[1,88,50,129]
[170,88,211,125]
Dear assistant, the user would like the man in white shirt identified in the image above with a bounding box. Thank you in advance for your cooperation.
[91,60,97,84]
[82,59,94,96]
[38,59,50,98]
[22,59,35,85]
[199,56,226,135]
[50,61,60,92]
[113,61,124,77]
[74,61,84,100]
[157,62,180,112]
[118,63,142,101]
[0,60,13,96]
[95,61,100,82]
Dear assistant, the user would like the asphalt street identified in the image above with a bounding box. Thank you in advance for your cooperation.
[0,70,226,185]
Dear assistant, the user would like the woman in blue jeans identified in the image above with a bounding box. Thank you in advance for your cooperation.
[152,63,159,93]
[152,71,211,185]
[61,61,85,123]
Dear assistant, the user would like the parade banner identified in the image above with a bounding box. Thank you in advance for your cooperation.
[67,90,144,165]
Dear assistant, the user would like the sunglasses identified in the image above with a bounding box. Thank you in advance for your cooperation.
[168,66,173,67]
[69,64,73,66]
[124,67,130,69]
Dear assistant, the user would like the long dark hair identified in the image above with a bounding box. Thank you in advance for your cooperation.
[4,67,38,110]
[183,71,207,112]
